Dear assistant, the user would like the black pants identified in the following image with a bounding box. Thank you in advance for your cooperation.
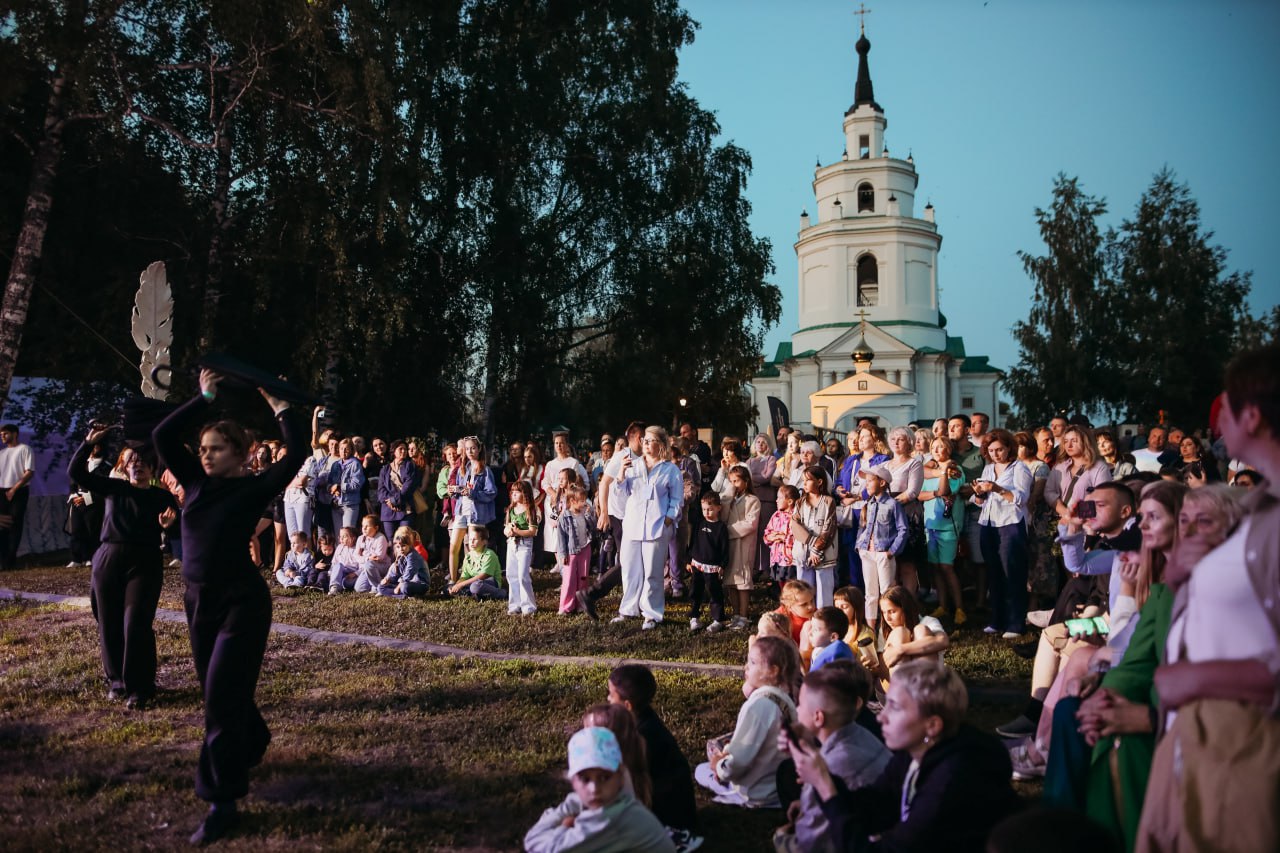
[0,485,29,570]
[90,543,163,696]
[185,573,272,803]
[689,569,725,623]
[69,501,104,563]
[586,515,626,602]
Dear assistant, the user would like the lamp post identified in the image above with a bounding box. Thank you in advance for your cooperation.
[673,396,688,433]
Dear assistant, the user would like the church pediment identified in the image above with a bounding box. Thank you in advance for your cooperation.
[812,370,911,399]
[818,321,915,361]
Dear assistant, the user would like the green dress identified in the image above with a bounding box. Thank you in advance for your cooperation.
[1085,583,1172,851]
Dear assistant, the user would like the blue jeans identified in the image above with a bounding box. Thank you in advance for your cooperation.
[283,502,312,541]
[980,521,1029,633]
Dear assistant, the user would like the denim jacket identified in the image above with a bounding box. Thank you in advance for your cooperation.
[854,493,908,554]
[334,457,366,507]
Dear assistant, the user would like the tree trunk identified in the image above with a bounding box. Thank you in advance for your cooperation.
[198,79,237,353]
[0,68,69,408]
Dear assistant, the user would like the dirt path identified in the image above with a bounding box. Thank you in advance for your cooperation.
[0,587,743,678]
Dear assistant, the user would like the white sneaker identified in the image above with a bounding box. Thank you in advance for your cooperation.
[689,618,704,632]
[66,561,79,568]
[1026,609,1053,629]
[730,615,749,630]
[1008,742,1046,780]
[705,620,727,634]
[1002,631,1023,640]
[642,618,658,630]
[610,615,629,624]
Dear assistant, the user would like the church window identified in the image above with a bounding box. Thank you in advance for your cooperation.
[859,135,870,159]
[856,254,879,307]
[857,182,874,212]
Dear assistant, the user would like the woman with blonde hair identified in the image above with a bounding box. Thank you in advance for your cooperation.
[612,426,682,630]
[748,433,778,577]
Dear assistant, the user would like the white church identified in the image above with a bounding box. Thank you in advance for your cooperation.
[751,25,1000,436]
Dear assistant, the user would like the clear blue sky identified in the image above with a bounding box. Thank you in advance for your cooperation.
[676,0,1280,372]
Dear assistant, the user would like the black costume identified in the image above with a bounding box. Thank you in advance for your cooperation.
[68,443,177,700]
[818,725,1021,852]
[153,394,304,804]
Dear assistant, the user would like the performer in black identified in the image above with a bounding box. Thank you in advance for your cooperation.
[68,428,178,709]
[153,369,303,845]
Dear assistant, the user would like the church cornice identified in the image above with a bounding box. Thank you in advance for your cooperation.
[795,219,940,250]
[794,319,944,337]
[814,158,917,182]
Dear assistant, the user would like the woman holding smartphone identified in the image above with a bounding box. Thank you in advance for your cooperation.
[970,429,1034,639]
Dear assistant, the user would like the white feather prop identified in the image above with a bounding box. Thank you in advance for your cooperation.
[132,261,174,400]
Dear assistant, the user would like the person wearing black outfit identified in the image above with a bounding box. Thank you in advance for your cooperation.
[68,430,178,709]
[153,370,304,845]
[787,660,1020,852]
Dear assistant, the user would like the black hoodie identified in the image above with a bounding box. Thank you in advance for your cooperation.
[818,724,1022,852]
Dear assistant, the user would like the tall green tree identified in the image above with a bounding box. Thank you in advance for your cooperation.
[1106,167,1254,426]
[1004,174,1111,422]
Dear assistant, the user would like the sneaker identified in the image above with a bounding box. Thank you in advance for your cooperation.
[575,590,599,622]
[125,693,148,711]
[1026,609,1053,629]
[642,618,658,631]
[689,617,704,632]
[610,615,629,624]
[930,606,948,619]
[1008,742,1046,780]
[983,625,998,634]
[107,687,126,702]
[1002,631,1022,640]
[996,714,1037,739]
[167,558,181,569]
[669,828,704,853]
[954,607,968,626]
[705,620,727,634]
[66,561,79,568]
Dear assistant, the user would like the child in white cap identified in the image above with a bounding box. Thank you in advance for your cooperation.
[524,726,676,853]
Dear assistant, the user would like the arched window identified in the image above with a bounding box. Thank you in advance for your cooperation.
[857,182,874,212]
[857,254,879,306]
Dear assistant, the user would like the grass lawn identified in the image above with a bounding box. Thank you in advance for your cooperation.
[2,562,1033,685]
[1,561,1037,850]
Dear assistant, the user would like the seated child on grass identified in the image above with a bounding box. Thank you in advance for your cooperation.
[524,726,675,853]
[833,586,880,675]
[773,663,891,853]
[583,703,653,808]
[353,514,391,593]
[607,664,699,846]
[694,636,801,809]
[276,530,315,588]
[878,585,949,685]
[327,526,362,594]
[378,527,430,598]
[808,606,854,672]
[447,524,507,600]
[311,531,334,590]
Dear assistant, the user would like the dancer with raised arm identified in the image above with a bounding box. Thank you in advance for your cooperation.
[153,369,305,845]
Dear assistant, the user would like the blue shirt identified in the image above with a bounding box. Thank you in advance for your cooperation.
[811,639,855,672]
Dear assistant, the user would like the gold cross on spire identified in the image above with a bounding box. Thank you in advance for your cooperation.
[854,2,871,34]
[854,308,870,326]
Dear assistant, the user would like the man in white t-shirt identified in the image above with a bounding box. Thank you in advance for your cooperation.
[0,424,35,571]
[1130,426,1178,473]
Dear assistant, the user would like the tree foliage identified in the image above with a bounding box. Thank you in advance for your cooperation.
[1006,168,1259,427]
[1004,174,1110,422]
[1,0,780,444]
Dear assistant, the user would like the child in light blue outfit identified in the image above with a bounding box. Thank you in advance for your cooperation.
[276,531,315,588]
[379,528,431,598]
